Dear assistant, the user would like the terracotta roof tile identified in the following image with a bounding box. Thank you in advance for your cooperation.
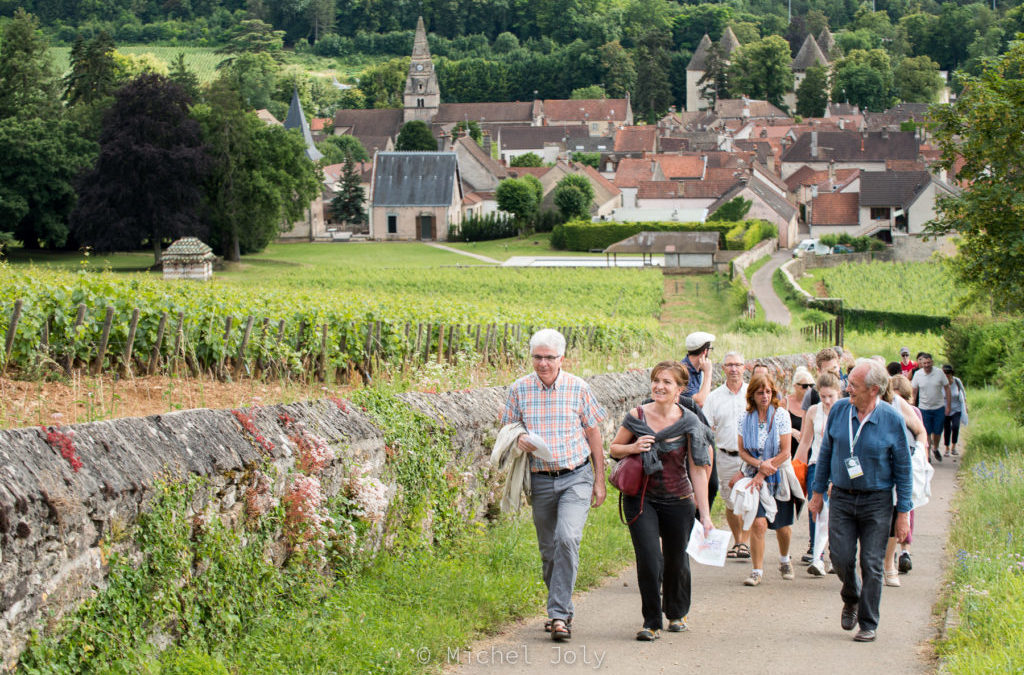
[435,102,535,124]
[637,181,682,199]
[679,179,741,199]
[652,154,706,179]
[543,98,630,123]
[809,192,860,226]
[614,126,658,153]
[613,158,658,188]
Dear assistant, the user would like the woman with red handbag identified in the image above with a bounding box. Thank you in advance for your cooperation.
[609,361,715,642]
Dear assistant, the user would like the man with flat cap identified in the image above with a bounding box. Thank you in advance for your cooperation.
[682,331,715,408]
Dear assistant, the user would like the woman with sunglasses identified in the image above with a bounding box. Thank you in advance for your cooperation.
[787,367,815,435]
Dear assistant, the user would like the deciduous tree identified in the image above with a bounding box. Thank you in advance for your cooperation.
[317,134,369,164]
[927,39,1024,314]
[553,173,594,221]
[893,55,943,103]
[395,120,438,151]
[496,177,539,232]
[831,49,894,112]
[71,74,207,265]
[728,36,794,111]
[510,152,543,167]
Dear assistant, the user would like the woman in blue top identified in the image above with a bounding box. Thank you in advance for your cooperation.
[736,373,795,587]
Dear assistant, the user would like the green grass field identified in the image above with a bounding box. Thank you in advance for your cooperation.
[803,261,965,316]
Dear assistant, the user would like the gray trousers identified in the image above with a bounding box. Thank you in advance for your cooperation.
[530,463,594,621]
[828,488,893,631]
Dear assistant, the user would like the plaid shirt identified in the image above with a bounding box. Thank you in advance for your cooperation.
[501,370,606,473]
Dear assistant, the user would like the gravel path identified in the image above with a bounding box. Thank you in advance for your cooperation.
[750,249,793,326]
[451,457,957,674]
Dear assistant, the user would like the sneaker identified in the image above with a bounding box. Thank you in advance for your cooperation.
[668,617,689,632]
[951,447,959,456]
[944,447,951,456]
[780,561,795,580]
[801,547,814,564]
[636,627,660,641]
[899,551,912,574]
[933,447,943,462]
[808,559,826,576]
[744,570,763,586]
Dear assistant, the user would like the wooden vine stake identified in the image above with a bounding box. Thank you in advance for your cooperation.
[122,308,140,377]
[147,312,168,375]
[91,306,115,375]
[3,299,22,375]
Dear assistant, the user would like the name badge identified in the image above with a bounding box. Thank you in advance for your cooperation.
[845,456,864,479]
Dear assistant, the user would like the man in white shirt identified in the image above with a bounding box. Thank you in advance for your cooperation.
[911,353,951,462]
[703,351,750,559]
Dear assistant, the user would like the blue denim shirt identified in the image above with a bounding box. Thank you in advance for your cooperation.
[682,358,702,397]
[812,398,914,512]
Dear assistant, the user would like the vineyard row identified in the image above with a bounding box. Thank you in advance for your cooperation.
[1,299,623,382]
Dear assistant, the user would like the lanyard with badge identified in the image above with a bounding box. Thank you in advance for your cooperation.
[845,398,879,479]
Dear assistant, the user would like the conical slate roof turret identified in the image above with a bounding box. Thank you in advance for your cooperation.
[687,34,713,70]
[817,28,839,59]
[792,33,830,71]
[284,89,324,162]
[412,15,432,61]
[719,27,741,57]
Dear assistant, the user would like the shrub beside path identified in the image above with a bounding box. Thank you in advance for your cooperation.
[452,459,957,673]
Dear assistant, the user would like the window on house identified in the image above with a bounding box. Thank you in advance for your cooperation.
[387,215,397,234]
[870,207,891,220]
[417,98,424,107]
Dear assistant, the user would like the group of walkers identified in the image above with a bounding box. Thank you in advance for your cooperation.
[498,329,965,647]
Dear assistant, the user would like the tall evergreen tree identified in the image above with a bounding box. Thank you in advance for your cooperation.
[796,64,830,118]
[0,9,61,121]
[64,32,119,106]
[169,52,201,101]
[633,30,673,122]
[329,152,366,229]
[697,43,730,110]
[71,73,208,265]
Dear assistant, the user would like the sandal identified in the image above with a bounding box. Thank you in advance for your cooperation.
[550,619,571,642]
[727,544,740,559]
[544,618,572,633]
[735,543,751,559]
[636,627,660,641]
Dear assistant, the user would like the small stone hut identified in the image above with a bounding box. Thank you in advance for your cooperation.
[163,237,216,281]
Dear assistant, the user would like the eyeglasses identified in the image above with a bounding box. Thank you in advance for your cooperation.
[797,383,812,388]
[723,363,744,369]
[531,354,560,362]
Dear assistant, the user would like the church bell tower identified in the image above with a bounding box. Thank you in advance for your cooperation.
[404,16,440,124]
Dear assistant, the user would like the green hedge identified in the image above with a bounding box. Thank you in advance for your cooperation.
[550,219,776,251]
[842,308,951,333]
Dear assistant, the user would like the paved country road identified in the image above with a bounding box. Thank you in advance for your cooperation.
[451,458,957,674]
[751,249,794,326]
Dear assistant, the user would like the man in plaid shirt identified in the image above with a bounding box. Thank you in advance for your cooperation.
[501,329,607,642]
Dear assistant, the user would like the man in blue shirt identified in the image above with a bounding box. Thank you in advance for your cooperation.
[809,359,912,643]
[682,331,714,407]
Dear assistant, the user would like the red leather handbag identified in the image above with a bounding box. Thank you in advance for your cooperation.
[609,454,644,495]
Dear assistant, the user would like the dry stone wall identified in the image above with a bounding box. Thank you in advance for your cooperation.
[0,357,812,669]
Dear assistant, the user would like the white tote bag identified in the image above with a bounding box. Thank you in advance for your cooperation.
[911,440,934,509]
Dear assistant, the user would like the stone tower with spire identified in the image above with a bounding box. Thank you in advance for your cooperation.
[404,16,440,123]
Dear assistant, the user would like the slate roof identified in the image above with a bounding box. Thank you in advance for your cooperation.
[164,237,215,262]
[809,192,860,226]
[614,126,658,153]
[543,98,630,123]
[499,125,588,150]
[792,34,830,70]
[331,108,404,153]
[687,34,714,70]
[435,102,534,124]
[567,136,614,153]
[605,231,719,254]
[720,27,741,56]
[782,131,919,163]
[372,152,459,206]
[818,28,837,59]
[858,170,932,207]
[284,90,324,162]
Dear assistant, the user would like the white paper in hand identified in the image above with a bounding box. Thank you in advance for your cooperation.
[686,523,731,567]
[526,433,554,462]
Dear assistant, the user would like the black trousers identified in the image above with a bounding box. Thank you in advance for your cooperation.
[943,412,962,447]
[623,494,695,630]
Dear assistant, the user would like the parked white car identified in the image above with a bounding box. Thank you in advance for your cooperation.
[793,239,833,257]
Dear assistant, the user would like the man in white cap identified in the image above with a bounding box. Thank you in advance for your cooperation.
[682,331,715,407]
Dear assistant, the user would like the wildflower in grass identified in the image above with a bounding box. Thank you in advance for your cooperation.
[283,475,327,555]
